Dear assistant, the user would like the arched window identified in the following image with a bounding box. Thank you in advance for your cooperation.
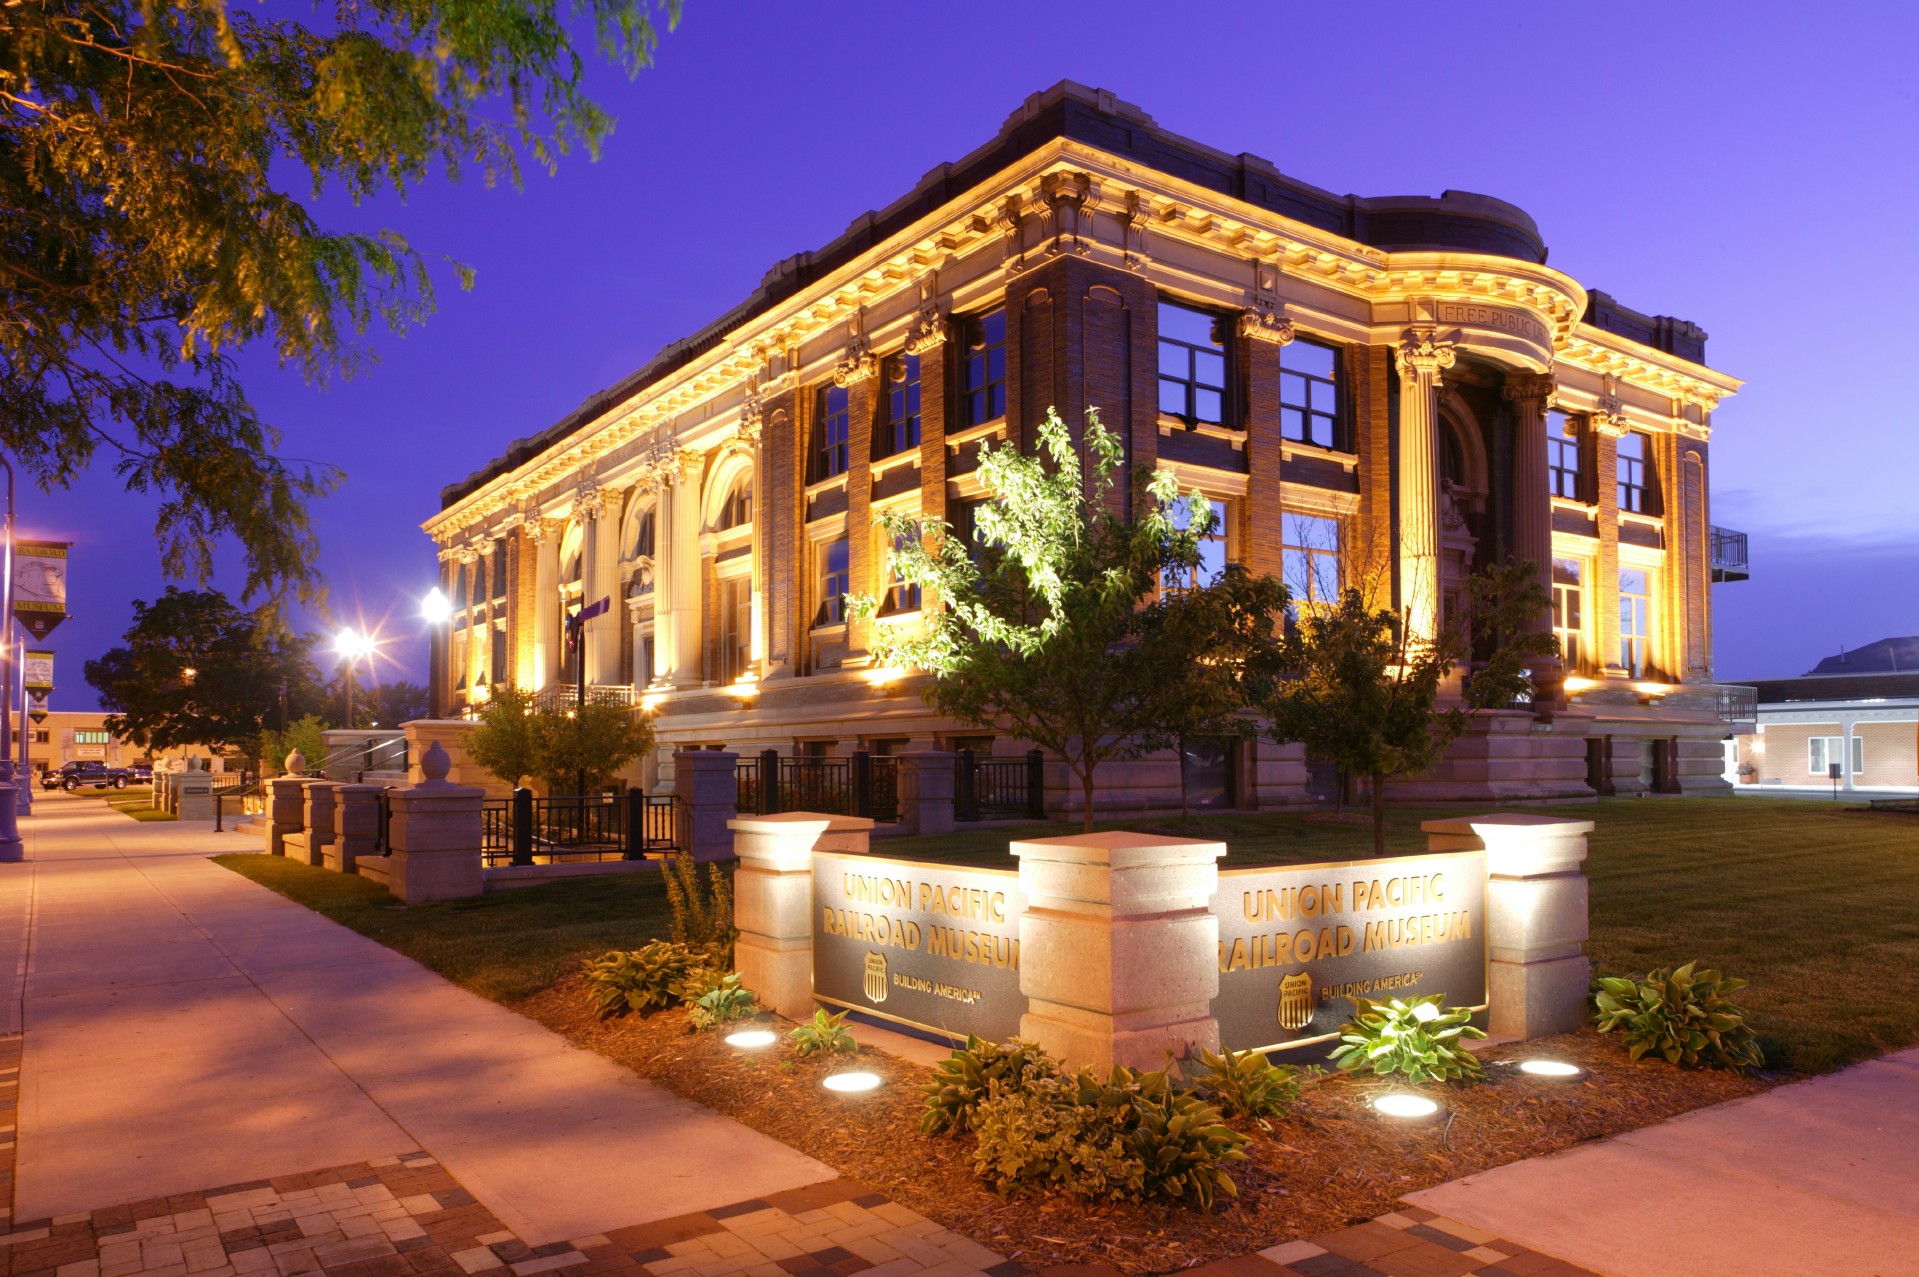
[559,521,584,586]
[630,508,655,560]
[1440,425,1466,488]
[718,474,753,530]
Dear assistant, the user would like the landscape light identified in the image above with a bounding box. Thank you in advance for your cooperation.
[724,1029,777,1050]
[1372,1094,1440,1119]
[1518,1060,1586,1080]
[822,1071,882,1095]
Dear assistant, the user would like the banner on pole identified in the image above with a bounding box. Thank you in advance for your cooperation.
[24,650,52,691]
[14,542,70,640]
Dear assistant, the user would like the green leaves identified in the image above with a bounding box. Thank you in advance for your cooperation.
[1186,1047,1301,1128]
[2,0,679,600]
[685,973,757,1032]
[921,1036,1062,1137]
[1591,962,1764,1070]
[464,684,655,793]
[788,1009,857,1057]
[579,940,698,1019]
[1327,994,1487,1085]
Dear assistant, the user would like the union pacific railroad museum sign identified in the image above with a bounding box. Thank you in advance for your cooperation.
[1210,851,1487,1055]
[812,851,1027,1042]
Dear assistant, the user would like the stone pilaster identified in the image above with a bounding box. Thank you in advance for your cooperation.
[730,810,873,1019]
[1013,831,1226,1071]
[1593,420,1627,678]
[665,451,705,688]
[530,520,560,690]
[1397,329,1456,648]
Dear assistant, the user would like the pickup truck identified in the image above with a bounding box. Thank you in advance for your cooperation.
[42,761,133,791]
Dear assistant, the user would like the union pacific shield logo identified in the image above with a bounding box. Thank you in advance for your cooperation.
[863,951,888,1003]
[1277,971,1315,1032]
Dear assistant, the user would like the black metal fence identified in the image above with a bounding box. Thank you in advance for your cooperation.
[956,749,1046,822]
[479,788,679,867]
[733,750,900,822]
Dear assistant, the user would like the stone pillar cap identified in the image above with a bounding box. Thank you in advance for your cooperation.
[1422,813,1596,838]
[729,811,874,835]
[1011,831,1227,864]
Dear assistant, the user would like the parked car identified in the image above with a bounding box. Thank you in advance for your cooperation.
[126,762,154,783]
[48,760,132,791]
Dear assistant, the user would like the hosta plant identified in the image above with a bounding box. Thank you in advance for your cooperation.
[1328,994,1486,1084]
[687,974,758,1032]
[968,1075,1145,1200]
[1123,1086,1248,1208]
[922,1036,1061,1136]
[1188,1048,1301,1126]
[1592,962,1764,1069]
[581,940,699,1020]
[789,1008,858,1056]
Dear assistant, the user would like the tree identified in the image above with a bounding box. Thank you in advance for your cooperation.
[1261,561,1557,856]
[259,713,329,775]
[2,0,680,601]
[1133,564,1289,824]
[84,586,326,757]
[464,683,542,789]
[319,677,428,728]
[856,407,1222,832]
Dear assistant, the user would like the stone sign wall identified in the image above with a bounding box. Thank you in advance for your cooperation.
[1211,852,1487,1055]
[812,851,1027,1042]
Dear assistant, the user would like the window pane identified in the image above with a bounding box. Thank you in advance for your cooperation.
[1194,388,1222,423]
[1280,407,1305,440]
[1159,381,1188,416]
[1852,735,1865,774]
[1158,344,1189,379]
[1308,413,1334,448]
[1157,301,1216,346]
[1283,340,1336,380]
[1279,371,1308,409]
[1193,349,1225,387]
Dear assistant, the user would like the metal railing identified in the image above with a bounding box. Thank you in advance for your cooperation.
[1711,526,1750,582]
[212,780,265,832]
[530,683,636,713]
[733,750,900,822]
[1715,684,1759,730]
[310,735,409,782]
[479,788,679,867]
[956,749,1047,822]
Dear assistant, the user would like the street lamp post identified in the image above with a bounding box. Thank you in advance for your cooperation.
[421,588,452,719]
[334,627,374,731]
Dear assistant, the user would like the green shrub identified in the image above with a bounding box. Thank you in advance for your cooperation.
[1592,962,1764,1070]
[969,1075,1144,1200]
[687,973,758,1032]
[581,940,698,1019]
[922,1036,1061,1136]
[1124,1086,1248,1208]
[1328,994,1486,1084]
[789,1008,858,1056]
[1188,1048,1300,1126]
[663,854,736,961]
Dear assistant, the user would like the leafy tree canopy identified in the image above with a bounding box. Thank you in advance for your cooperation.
[857,407,1255,831]
[83,585,327,753]
[465,683,652,794]
[2,0,679,601]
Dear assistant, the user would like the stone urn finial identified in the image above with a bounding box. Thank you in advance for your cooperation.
[420,740,452,787]
[285,748,307,776]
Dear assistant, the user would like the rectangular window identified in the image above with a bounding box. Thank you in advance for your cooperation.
[1853,735,1866,775]
[1167,496,1229,591]
[1548,411,1584,500]
[74,730,110,744]
[33,730,49,745]
[960,309,1007,428]
[880,528,922,615]
[1552,558,1585,672]
[720,577,752,682]
[1618,568,1652,677]
[880,353,921,457]
[1279,339,1341,449]
[814,539,849,628]
[1809,736,1837,776]
[490,626,507,686]
[491,539,508,600]
[812,385,849,481]
[948,499,985,564]
[1617,431,1652,513]
[1157,300,1229,429]
[637,630,655,685]
[1282,513,1341,608]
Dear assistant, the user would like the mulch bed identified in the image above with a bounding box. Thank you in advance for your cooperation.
[517,977,1768,1275]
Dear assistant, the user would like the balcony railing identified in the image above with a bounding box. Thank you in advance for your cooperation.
[530,683,636,713]
[1715,684,1758,732]
[1711,526,1749,583]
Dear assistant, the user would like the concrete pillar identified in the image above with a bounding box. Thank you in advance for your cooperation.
[1423,813,1593,1039]
[330,784,382,874]
[730,812,873,1019]
[268,777,307,856]
[401,718,513,797]
[385,742,484,903]
[289,780,340,867]
[671,749,739,860]
[532,520,559,690]
[896,751,955,836]
[665,452,704,687]
[175,771,214,822]
[1397,329,1455,649]
[1013,831,1226,1072]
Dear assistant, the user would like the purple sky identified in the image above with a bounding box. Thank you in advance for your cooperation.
[44,0,1919,709]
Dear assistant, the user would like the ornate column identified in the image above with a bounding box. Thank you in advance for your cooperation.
[1503,372,1562,698]
[530,519,559,691]
[1397,329,1455,649]
[1593,404,1628,679]
[590,487,625,686]
[665,449,705,688]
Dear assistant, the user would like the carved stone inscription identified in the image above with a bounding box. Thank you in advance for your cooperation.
[1210,852,1487,1055]
[1436,303,1551,350]
[812,851,1026,1042]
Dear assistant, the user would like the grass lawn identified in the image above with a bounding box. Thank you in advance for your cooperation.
[217,795,1919,1074]
[103,786,176,821]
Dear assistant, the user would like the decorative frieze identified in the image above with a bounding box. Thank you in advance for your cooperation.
[904,273,947,355]
[832,308,876,387]
[1398,329,1458,384]
[1238,259,1295,346]
[1122,190,1153,272]
[1591,374,1630,437]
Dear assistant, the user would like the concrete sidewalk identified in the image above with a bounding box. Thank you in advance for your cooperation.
[1403,1049,1919,1276]
[6,796,833,1244]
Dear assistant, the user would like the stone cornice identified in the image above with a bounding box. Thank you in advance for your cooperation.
[423,138,1740,541]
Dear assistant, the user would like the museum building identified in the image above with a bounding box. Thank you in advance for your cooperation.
[422,81,1748,813]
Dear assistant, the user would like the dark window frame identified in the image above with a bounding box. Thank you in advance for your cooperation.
[1279,338,1344,450]
[1156,297,1232,430]
[1616,431,1655,515]
[878,352,922,459]
[958,309,1007,429]
[1547,411,1585,502]
[812,383,850,481]
[814,538,850,629]
[878,525,922,616]
[718,475,753,531]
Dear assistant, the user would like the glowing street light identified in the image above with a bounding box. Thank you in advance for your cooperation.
[334,626,377,728]
[421,588,453,718]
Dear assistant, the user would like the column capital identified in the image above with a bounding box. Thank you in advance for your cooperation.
[1591,373,1630,436]
[574,479,606,520]
[905,271,947,355]
[832,306,876,386]
[1238,306,1295,346]
[1501,371,1557,414]
[1399,328,1458,383]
